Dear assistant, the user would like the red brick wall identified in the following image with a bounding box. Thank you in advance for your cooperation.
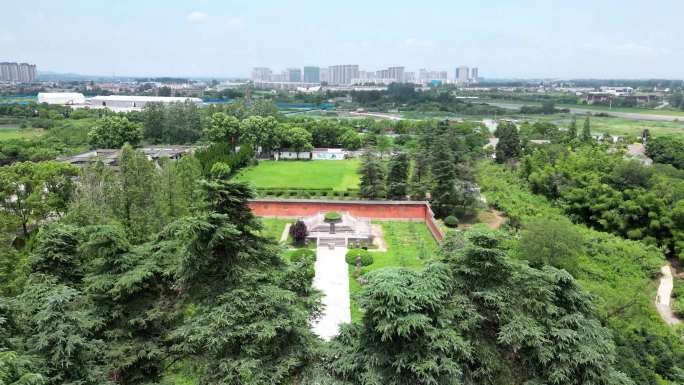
[249,199,444,241]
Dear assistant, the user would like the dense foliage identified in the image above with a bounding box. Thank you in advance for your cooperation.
[520,145,684,259]
[477,161,684,383]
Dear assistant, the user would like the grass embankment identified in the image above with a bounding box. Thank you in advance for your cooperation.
[348,221,438,322]
[234,159,361,193]
[476,161,674,334]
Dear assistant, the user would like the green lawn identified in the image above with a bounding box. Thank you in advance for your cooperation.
[348,221,439,322]
[234,160,361,192]
[258,217,292,241]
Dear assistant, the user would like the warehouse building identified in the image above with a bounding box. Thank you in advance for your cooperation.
[88,95,202,112]
[37,92,87,105]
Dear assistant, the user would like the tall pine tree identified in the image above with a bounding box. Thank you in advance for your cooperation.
[359,150,386,200]
[386,152,409,200]
[494,121,521,164]
[581,115,593,143]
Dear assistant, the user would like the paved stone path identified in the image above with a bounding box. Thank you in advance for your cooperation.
[311,245,351,340]
[656,264,681,325]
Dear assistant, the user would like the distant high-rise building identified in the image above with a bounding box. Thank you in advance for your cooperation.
[0,62,36,83]
[456,65,470,83]
[418,69,448,84]
[388,66,405,83]
[319,67,329,83]
[286,68,302,83]
[328,64,359,85]
[470,67,479,81]
[303,66,320,83]
[251,67,273,82]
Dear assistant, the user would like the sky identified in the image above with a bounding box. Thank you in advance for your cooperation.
[1,0,683,79]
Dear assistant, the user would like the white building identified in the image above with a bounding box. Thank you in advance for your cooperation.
[88,95,202,112]
[37,92,86,105]
[456,66,470,84]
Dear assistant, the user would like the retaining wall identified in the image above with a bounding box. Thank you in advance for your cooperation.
[249,199,445,242]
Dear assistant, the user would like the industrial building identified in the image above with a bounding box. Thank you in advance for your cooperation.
[88,95,202,112]
[37,92,87,105]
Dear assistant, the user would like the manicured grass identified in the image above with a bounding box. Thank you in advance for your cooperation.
[258,217,292,241]
[0,126,43,141]
[234,160,361,191]
[348,221,439,322]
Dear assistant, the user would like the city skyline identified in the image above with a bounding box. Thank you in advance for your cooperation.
[250,64,479,86]
[1,0,683,79]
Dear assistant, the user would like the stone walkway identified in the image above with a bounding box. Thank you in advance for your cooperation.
[311,245,351,340]
[656,264,681,325]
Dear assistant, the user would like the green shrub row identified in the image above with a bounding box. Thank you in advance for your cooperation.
[258,189,360,199]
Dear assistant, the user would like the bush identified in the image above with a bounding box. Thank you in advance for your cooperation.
[345,249,374,266]
[444,215,459,228]
[290,220,309,246]
[324,211,342,221]
[289,248,316,264]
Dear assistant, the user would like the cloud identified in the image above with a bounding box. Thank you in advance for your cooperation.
[402,38,434,50]
[225,17,245,29]
[186,11,209,23]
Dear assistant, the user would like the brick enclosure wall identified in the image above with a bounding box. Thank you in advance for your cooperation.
[249,199,444,241]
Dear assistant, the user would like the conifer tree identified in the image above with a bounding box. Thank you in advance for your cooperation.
[581,115,593,143]
[359,150,386,200]
[386,152,410,200]
[494,121,521,163]
[567,115,578,141]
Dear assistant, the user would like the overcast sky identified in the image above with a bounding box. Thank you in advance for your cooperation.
[2,0,683,79]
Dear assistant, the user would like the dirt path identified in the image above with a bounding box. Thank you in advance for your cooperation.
[487,210,506,230]
[656,264,681,325]
[370,224,387,252]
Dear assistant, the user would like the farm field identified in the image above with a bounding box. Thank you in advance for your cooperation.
[482,99,684,117]
[0,126,44,141]
[234,159,361,192]
[527,114,684,138]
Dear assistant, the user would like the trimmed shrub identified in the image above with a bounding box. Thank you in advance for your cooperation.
[444,215,459,228]
[290,220,309,246]
[345,249,374,266]
[324,211,342,221]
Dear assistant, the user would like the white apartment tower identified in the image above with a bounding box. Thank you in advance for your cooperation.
[251,67,273,82]
[456,66,470,83]
[328,65,359,85]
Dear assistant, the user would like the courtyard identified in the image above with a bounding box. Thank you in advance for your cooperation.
[260,216,439,328]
